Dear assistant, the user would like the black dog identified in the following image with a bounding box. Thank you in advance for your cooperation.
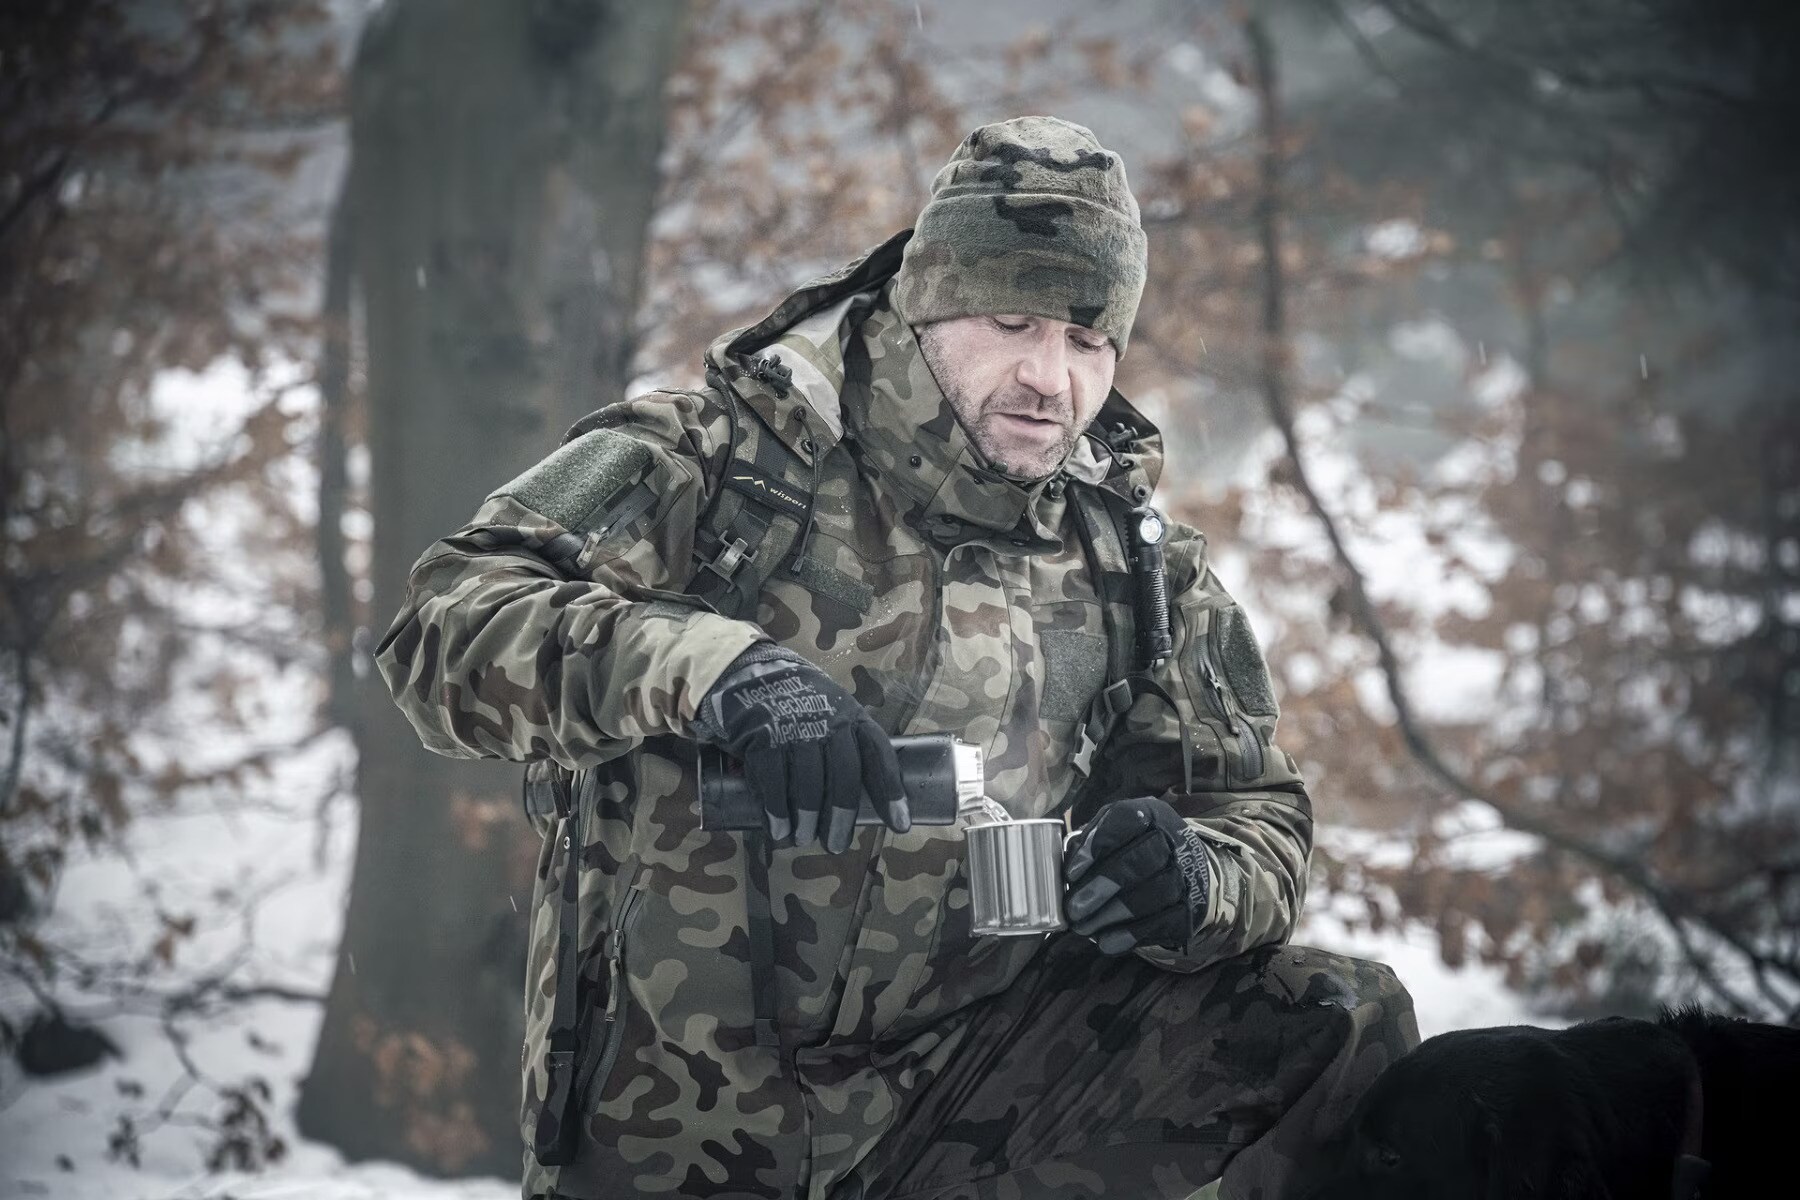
[1308,1006,1800,1198]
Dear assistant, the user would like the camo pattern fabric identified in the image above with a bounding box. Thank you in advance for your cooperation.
[892,116,1148,355]
[840,937,1418,1200]
[375,233,1398,1199]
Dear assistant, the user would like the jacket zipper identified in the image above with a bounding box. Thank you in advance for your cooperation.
[826,533,948,1036]
[1198,613,1264,784]
[575,883,645,1108]
[911,541,951,731]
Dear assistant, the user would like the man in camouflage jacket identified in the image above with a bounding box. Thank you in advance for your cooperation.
[378,116,1418,1200]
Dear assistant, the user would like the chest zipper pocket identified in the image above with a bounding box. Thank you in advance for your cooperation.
[574,882,646,1110]
[1197,613,1265,785]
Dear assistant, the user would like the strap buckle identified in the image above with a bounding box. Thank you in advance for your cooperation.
[1100,679,1136,722]
[1072,680,1138,779]
[701,535,756,584]
[1071,725,1100,778]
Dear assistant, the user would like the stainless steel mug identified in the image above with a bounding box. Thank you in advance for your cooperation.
[964,817,1070,936]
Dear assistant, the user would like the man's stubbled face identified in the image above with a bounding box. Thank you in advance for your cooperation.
[916,313,1117,482]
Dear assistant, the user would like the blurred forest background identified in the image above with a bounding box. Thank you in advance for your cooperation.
[4,0,1797,1191]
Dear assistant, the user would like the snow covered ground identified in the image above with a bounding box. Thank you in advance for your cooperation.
[0,727,518,1200]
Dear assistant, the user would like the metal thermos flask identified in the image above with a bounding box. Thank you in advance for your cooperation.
[698,733,984,830]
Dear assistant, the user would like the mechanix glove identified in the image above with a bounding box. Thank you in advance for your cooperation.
[691,641,910,853]
[1063,796,1210,955]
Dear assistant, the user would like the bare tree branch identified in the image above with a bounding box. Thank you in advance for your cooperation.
[0,147,76,246]
[1244,9,1799,1014]
[0,651,29,817]
[1371,0,1757,112]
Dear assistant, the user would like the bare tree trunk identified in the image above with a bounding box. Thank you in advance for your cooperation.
[299,0,687,1175]
[317,160,358,737]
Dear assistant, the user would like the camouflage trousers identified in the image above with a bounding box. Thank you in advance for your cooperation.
[834,936,1417,1200]
[538,936,1416,1200]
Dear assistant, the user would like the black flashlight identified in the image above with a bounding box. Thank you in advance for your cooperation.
[1129,505,1173,668]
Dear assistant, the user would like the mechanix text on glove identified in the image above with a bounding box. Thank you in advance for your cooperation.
[691,641,910,853]
[735,671,834,744]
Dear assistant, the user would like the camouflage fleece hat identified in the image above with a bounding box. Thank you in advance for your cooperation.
[893,115,1147,356]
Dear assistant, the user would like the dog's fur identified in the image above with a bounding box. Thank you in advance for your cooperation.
[1308,1006,1800,1199]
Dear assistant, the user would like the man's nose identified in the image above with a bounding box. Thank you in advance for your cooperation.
[1014,328,1070,399]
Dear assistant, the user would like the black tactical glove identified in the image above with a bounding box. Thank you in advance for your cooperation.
[691,642,910,853]
[1063,796,1211,955]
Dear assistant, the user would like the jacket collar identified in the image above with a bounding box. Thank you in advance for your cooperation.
[702,231,911,464]
[703,230,1165,540]
[848,296,1061,541]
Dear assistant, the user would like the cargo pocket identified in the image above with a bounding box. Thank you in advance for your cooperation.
[1212,604,1279,719]
[519,818,564,1148]
[519,762,583,1155]
[580,456,683,573]
[524,761,639,1168]
[1178,602,1266,786]
[573,878,646,1110]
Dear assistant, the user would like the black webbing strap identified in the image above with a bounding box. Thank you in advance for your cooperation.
[688,375,755,616]
[1066,483,1136,780]
[688,484,760,617]
[531,788,584,1166]
[1059,483,1195,819]
[1092,488,1194,796]
[744,829,783,1051]
[688,384,814,620]
[688,365,815,1064]
[1124,675,1194,796]
[1671,1056,1710,1200]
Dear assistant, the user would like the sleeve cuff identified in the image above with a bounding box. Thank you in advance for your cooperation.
[627,605,768,728]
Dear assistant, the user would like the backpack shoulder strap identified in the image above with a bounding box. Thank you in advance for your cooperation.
[521,370,828,1125]
[686,365,821,620]
[1066,481,1137,772]
[1061,481,1195,825]
[684,367,817,1070]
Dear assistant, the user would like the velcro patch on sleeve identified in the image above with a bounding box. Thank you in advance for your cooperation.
[493,428,655,536]
[1216,606,1279,717]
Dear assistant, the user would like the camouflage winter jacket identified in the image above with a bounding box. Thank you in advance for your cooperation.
[376,231,1313,1198]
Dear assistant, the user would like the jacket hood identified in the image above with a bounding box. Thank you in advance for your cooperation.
[703,230,1165,512]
